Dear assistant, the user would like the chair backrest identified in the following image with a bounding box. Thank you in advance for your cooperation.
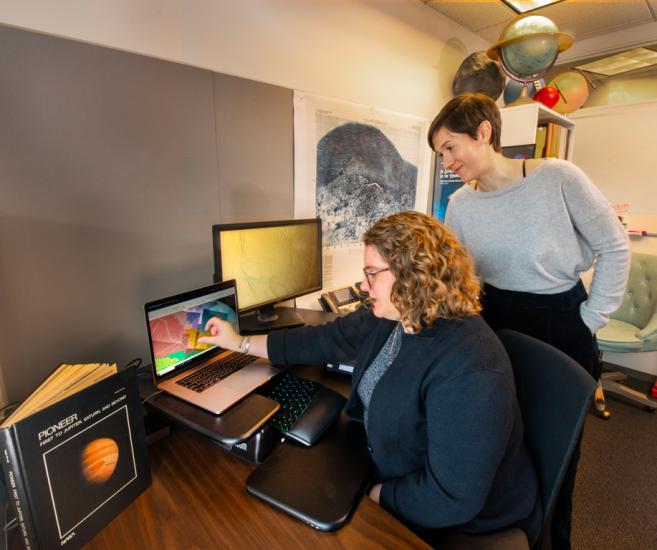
[497,330,595,524]
[612,252,657,328]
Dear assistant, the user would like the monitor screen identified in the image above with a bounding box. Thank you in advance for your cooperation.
[212,219,322,329]
[502,144,536,160]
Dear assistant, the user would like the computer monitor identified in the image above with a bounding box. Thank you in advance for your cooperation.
[502,144,536,160]
[212,218,322,332]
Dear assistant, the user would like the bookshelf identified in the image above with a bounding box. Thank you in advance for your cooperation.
[500,102,575,161]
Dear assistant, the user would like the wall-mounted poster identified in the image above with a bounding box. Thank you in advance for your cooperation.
[431,155,463,222]
[294,92,431,304]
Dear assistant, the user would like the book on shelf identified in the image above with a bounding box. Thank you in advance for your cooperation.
[0,363,151,550]
[544,123,554,158]
[542,123,570,160]
[557,125,569,159]
[534,125,548,158]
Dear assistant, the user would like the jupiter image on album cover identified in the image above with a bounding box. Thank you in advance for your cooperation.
[42,407,137,538]
[82,438,119,483]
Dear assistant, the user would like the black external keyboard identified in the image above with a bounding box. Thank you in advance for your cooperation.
[177,354,257,392]
[258,373,320,433]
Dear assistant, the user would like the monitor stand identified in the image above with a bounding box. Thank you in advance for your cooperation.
[239,305,305,334]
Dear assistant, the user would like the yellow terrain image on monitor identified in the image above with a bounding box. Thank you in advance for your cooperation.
[220,224,320,309]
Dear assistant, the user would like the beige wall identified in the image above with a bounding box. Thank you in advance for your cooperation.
[0,0,488,120]
[570,100,657,212]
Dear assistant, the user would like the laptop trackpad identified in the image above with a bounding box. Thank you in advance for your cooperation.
[223,364,277,393]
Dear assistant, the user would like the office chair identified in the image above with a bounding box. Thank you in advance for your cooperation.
[439,330,595,550]
[596,252,657,412]
[498,330,595,549]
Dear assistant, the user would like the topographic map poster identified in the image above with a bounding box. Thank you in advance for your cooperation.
[294,92,431,307]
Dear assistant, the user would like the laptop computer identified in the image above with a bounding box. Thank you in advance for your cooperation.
[145,280,282,414]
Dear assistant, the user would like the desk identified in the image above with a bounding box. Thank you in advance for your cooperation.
[84,308,430,549]
[83,428,428,549]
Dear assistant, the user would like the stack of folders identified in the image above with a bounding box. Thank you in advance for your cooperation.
[0,363,150,550]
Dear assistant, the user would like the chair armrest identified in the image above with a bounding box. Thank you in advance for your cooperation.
[637,312,657,340]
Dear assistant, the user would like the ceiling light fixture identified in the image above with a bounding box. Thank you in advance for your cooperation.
[574,47,657,76]
[501,0,564,14]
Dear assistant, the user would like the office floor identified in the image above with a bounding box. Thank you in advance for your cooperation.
[572,374,657,550]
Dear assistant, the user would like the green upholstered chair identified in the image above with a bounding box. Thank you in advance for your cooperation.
[597,252,657,410]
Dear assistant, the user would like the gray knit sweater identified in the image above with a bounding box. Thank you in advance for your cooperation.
[445,159,630,334]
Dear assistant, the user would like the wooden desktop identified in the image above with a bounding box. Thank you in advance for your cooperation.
[83,427,428,549]
[84,308,430,549]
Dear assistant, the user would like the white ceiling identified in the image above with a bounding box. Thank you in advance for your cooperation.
[422,0,657,44]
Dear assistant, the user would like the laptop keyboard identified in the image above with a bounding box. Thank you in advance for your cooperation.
[176,354,257,392]
[257,373,320,432]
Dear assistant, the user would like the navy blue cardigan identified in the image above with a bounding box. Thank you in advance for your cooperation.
[267,308,541,543]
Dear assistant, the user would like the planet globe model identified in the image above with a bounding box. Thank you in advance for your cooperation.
[504,78,544,106]
[533,85,560,109]
[488,14,573,105]
[82,437,119,483]
[452,51,506,100]
[548,71,590,114]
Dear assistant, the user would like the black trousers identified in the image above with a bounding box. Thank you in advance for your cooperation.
[481,281,598,550]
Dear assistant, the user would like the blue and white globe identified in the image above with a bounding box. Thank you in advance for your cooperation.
[487,14,573,85]
[500,35,559,79]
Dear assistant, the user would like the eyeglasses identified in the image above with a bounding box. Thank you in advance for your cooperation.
[363,267,390,286]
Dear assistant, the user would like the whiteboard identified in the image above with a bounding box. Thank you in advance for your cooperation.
[570,100,657,215]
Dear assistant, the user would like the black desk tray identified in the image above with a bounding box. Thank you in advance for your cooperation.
[140,381,279,448]
[246,415,372,531]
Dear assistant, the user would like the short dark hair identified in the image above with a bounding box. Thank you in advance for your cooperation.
[427,93,502,153]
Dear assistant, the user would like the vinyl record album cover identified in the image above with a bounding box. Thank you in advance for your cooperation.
[0,365,150,549]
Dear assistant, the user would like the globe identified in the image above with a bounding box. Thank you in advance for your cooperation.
[500,34,559,79]
[487,14,573,105]
[452,51,506,100]
[503,78,544,106]
[548,71,590,114]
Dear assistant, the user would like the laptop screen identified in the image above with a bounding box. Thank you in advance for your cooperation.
[146,282,240,378]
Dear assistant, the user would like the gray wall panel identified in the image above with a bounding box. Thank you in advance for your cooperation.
[213,73,294,222]
[0,26,294,402]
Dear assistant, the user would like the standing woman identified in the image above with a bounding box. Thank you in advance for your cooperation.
[199,211,541,547]
[428,92,630,550]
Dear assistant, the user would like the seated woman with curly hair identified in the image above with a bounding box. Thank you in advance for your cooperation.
[199,211,541,546]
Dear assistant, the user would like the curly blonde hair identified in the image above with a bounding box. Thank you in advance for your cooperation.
[363,211,481,332]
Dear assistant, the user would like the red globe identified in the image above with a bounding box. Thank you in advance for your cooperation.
[533,86,560,109]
